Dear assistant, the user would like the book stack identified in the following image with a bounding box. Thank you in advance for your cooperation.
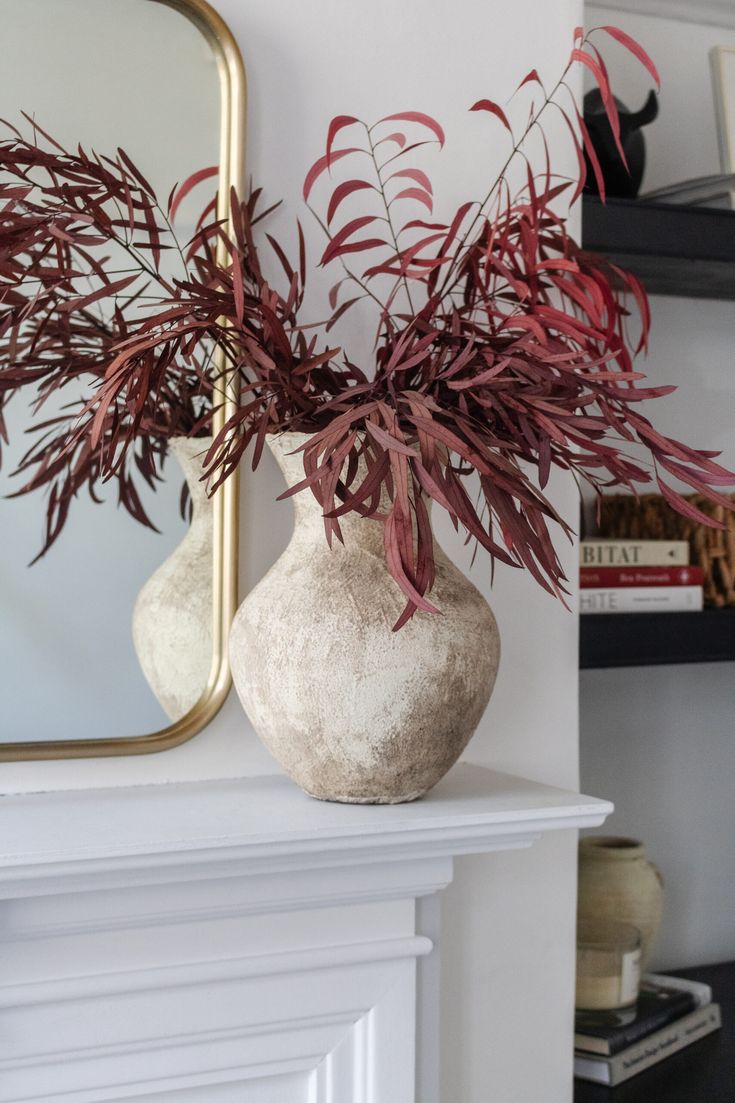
[580,540,704,614]
[575,973,722,1086]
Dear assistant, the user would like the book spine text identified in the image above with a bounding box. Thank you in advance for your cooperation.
[580,586,703,615]
[580,566,704,589]
[580,540,690,567]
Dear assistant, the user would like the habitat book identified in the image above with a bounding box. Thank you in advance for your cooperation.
[580,586,703,614]
[574,1003,722,1086]
[575,976,706,1056]
[580,540,690,567]
[580,566,704,589]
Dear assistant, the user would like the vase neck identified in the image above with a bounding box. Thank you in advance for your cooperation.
[579,836,645,861]
[169,436,212,514]
[268,431,386,546]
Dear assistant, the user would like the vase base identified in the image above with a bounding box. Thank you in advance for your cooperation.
[302,785,428,806]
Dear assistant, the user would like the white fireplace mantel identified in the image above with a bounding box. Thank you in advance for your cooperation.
[0,765,611,1103]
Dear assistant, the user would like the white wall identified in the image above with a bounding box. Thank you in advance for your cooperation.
[1,2,588,1100]
[582,2,735,969]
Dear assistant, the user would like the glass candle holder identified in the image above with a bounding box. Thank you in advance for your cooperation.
[575,919,642,1011]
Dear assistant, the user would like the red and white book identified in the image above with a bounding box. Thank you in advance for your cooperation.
[580,566,704,589]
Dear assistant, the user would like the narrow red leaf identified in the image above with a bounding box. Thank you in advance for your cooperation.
[388,168,434,195]
[303,148,363,201]
[597,25,661,89]
[326,179,375,224]
[321,215,381,264]
[323,237,387,262]
[572,48,626,169]
[517,68,543,92]
[232,257,244,324]
[326,115,360,167]
[325,295,364,331]
[578,112,607,202]
[374,131,407,151]
[57,273,138,312]
[657,480,726,529]
[470,99,512,132]
[169,166,218,222]
[392,187,433,214]
[377,111,445,148]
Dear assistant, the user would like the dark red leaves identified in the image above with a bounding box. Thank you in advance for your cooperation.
[4,26,732,630]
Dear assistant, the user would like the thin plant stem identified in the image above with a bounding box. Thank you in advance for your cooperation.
[364,122,415,315]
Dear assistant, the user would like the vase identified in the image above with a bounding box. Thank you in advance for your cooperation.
[577,836,664,968]
[132,436,213,721]
[229,432,501,803]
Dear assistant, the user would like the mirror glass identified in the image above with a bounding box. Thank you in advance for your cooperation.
[0,0,221,743]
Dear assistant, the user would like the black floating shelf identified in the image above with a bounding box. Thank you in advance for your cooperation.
[580,608,735,669]
[582,195,735,300]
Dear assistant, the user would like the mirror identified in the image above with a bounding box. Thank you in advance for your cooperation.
[0,0,244,758]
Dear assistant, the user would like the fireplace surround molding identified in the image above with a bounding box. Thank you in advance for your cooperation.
[0,765,611,1103]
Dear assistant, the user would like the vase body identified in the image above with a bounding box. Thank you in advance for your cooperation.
[577,836,664,968]
[229,432,501,804]
[132,436,213,721]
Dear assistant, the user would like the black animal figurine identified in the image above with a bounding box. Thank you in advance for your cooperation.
[583,88,659,198]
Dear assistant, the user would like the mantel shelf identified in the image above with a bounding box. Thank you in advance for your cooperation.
[0,766,611,1101]
[0,764,610,892]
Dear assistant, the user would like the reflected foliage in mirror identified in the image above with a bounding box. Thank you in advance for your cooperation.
[0,0,240,751]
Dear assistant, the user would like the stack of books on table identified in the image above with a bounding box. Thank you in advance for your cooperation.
[575,973,722,1086]
[580,540,704,614]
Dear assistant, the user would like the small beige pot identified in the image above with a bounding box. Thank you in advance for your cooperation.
[577,836,664,968]
[132,436,213,721]
[229,432,501,804]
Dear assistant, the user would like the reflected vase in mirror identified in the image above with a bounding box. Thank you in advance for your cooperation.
[133,438,214,722]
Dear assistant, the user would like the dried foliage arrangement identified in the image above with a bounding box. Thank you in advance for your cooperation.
[0,120,220,556]
[2,26,733,624]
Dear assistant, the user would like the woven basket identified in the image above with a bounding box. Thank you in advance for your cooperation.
[594,493,735,607]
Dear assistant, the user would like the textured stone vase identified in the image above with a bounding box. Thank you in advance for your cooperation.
[132,436,213,721]
[229,432,501,804]
[578,836,664,968]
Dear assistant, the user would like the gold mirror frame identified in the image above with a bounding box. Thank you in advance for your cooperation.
[0,0,245,761]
